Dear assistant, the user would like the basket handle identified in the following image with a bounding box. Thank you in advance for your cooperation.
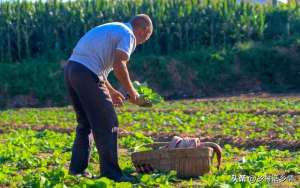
[200,142,222,170]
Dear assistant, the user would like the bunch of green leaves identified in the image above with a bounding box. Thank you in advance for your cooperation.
[132,81,164,106]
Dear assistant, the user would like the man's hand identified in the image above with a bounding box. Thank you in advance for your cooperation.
[110,90,125,107]
[104,80,125,107]
[128,91,140,105]
[128,92,152,107]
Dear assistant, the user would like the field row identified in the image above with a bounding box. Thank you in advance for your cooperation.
[1,106,299,142]
[121,98,300,112]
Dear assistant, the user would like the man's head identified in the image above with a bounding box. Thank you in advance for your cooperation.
[130,14,153,45]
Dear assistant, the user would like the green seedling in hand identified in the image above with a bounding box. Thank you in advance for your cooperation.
[132,81,164,107]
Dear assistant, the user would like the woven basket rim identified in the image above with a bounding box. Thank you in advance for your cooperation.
[132,146,213,154]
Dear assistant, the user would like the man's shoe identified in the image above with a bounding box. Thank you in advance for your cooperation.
[114,174,136,183]
[92,173,136,182]
[69,170,93,178]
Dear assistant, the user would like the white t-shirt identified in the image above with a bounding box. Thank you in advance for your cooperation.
[69,22,136,80]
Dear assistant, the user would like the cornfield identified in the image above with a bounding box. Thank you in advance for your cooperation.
[1,0,300,63]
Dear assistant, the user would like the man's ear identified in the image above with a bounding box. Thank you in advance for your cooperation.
[115,49,129,62]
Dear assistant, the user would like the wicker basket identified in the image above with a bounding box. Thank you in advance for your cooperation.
[131,142,214,178]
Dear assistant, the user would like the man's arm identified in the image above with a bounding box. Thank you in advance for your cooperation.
[113,50,138,99]
[104,79,117,94]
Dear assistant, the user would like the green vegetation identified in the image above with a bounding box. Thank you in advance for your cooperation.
[1,0,300,63]
[0,97,299,187]
[0,0,299,105]
[0,55,66,108]
[0,37,299,107]
[0,0,298,187]
[1,97,299,142]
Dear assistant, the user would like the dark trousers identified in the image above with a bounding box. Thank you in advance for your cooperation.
[64,61,122,179]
